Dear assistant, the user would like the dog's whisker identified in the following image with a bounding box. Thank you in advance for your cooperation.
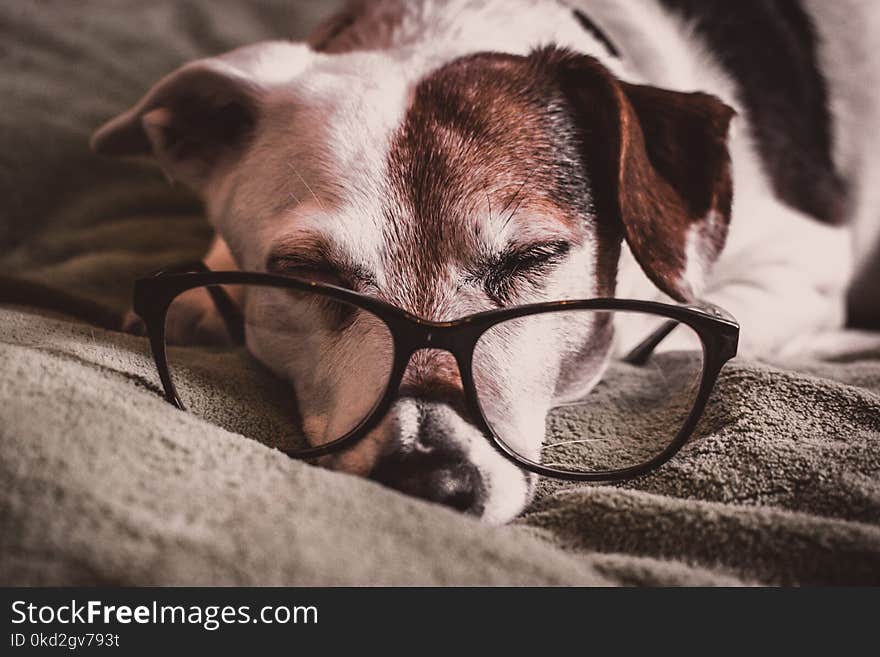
[497,178,528,218]
[545,438,603,447]
[287,161,326,211]
[502,193,527,232]
[498,163,547,234]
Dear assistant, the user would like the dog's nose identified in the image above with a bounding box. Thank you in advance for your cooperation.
[370,408,485,514]
[371,438,484,513]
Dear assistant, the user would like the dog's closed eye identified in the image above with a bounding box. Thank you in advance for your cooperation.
[267,254,350,288]
[262,254,360,330]
[264,247,380,329]
[266,241,376,291]
[473,240,571,303]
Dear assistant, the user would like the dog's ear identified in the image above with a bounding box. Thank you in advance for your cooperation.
[91,42,312,190]
[541,49,735,301]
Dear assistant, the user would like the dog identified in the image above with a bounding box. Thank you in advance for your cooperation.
[91,0,878,523]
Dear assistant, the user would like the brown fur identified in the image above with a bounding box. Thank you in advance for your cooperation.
[382,51,602,318]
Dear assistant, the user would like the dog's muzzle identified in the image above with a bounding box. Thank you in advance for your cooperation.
[369,399,486,515]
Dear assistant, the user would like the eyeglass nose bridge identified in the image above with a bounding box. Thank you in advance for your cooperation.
[396,318,478,356]
[389,321,482,424]
[420,328,445,349]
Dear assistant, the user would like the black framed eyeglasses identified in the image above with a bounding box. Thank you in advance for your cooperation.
[133,261,738,482]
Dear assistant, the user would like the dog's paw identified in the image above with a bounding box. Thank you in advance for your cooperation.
[121,309,147,336]
[166,286,234,346]
[122,287,233,347]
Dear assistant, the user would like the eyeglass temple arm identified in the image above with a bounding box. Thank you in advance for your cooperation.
[622,300,738,365]
[154,260,246,345]
[622,320,678,365]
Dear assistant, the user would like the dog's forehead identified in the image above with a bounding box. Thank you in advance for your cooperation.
[295,50,584,195]
[378,54,593,304]
[391,54,589,215]
[263,52,594,315]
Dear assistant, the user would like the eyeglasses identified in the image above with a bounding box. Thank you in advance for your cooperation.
[133,261,738,481]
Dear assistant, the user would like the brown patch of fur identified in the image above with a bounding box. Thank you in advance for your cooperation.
[383,52,603,318]
[308,1,404,55]
[399,349,470,419]
[308,3,363,53]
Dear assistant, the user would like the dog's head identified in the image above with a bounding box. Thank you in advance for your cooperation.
[92,42,733,523]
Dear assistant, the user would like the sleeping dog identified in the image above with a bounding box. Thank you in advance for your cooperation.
[91,0,877,523]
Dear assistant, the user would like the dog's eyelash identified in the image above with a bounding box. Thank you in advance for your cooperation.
[268,256,343,281]
[266,254,375,290]
[479,241,571,303]
[498,241,571,272]
[265,256,364,329]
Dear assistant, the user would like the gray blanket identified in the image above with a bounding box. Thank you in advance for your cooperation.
[1,0,878,586]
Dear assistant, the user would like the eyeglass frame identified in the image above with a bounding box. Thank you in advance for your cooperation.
[133,261,739,482]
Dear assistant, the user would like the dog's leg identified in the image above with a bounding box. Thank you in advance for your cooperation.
[164,234,243,345]
[704,204,852,360]
[202,233,238,272]
[123,234,242,345]
[617,196,852,360]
